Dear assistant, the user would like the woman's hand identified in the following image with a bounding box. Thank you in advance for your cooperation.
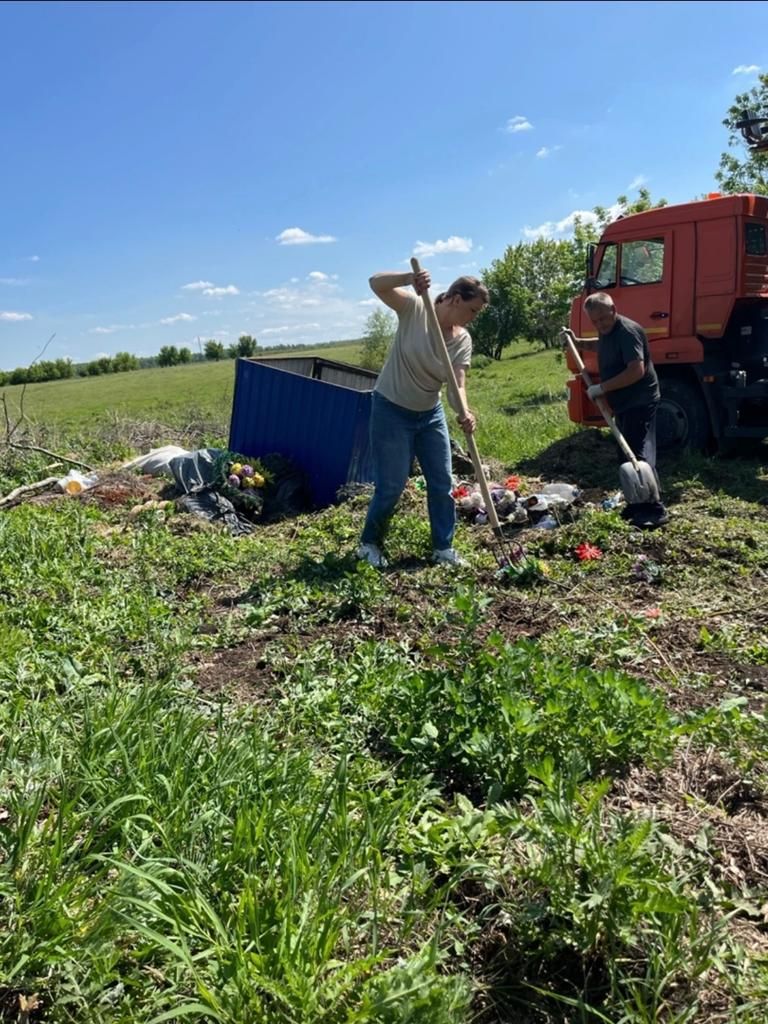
[458,410,476,435]
[412,269,431,295]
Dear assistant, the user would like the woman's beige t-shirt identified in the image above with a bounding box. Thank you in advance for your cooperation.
[374,292,472,412]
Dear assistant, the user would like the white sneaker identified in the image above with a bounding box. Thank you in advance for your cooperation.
[357,543,388,568]
[432,548,468,567]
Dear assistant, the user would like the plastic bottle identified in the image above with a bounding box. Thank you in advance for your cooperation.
[542,482,580,502]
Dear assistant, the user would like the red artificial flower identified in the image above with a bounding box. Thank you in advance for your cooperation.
[504,475,521,491]
[575,542,603,561]
[452,485,471,499]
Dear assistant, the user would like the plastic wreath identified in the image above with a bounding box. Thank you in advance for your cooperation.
[214,450,272,514]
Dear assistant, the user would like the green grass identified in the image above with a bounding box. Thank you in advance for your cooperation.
[1,339,767,1022]
[0,340,364,430]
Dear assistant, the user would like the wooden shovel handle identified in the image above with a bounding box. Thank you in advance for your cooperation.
[411,257,502,532]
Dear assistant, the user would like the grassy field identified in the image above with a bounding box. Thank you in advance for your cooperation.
[1,342,767,1022]
[0,341,364,431]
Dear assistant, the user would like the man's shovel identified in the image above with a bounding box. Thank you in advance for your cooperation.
[562,330,660,506]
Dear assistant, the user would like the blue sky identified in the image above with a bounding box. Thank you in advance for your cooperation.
[1,0,766,370]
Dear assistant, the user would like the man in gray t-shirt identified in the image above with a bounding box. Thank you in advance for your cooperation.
[570,292,668,528]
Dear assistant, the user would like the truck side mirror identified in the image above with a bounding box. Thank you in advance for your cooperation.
[586,243,595,282]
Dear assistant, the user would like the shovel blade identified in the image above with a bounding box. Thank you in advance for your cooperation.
[618,459,660,504]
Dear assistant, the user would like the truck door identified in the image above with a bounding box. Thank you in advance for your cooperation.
[614,235,672,340]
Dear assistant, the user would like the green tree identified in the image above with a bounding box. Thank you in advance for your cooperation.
[715,72,768,195]
[157,346,180,367]
[54,357,74,379]
[228,335,257,359]
[359,309,396,370]
[204,340,225,361]
[472,238,583,356]
[178,346,192,364]
[112,351,139,373]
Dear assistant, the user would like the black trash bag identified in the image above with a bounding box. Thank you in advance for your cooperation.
[258,453,314,521]
[168,448,221,493]
[176,491,254,536]
[168,448,255,536]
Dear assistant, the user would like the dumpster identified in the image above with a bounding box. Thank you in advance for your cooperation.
[228,355,378,508]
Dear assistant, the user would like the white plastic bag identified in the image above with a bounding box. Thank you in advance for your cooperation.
[120,445,190,477]
[56,469,98,495]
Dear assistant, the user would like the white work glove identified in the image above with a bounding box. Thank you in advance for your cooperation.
[587,383,604,401]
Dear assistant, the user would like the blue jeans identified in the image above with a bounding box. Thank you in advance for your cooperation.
[361,391,456,551]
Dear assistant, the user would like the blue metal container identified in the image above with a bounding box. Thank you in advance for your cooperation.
[228,355,378,508]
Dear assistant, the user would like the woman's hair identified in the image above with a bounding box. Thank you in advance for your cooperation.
[435,276,489,306]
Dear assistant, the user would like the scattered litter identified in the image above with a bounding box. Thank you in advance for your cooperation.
[602,491,625,512]
[448,475,581,532]
[56,469,98,495]
[541,482,581,502]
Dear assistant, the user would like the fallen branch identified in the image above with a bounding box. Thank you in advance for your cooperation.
[8,441,93,471]
[0,475,59,509]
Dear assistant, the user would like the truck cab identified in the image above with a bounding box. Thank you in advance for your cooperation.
[566,193,768,451]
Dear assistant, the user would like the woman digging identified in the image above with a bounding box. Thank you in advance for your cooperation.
[357,266,489,568]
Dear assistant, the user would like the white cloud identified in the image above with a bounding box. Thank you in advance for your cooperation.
[536,145,562,159]
[522,204,622,240]
[202,285,239,297]
[308,271,328,281]
[262,323,321,336]
[732,64,760,75]
[505,115,533,133]
[276,227,337,245]
[88,323,136,334]
[160,313,197,325]
[0,277,29,286]
[0,310,33,322]
[25,255,40,262]
[413,235,473,258]
[627,174,647,190]
[358,298,380,306]
[182,280,215,291]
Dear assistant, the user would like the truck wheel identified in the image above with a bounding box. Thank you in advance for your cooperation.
[656,376,713,453]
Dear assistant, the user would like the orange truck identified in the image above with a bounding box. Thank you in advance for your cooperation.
[566,192,768,451]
